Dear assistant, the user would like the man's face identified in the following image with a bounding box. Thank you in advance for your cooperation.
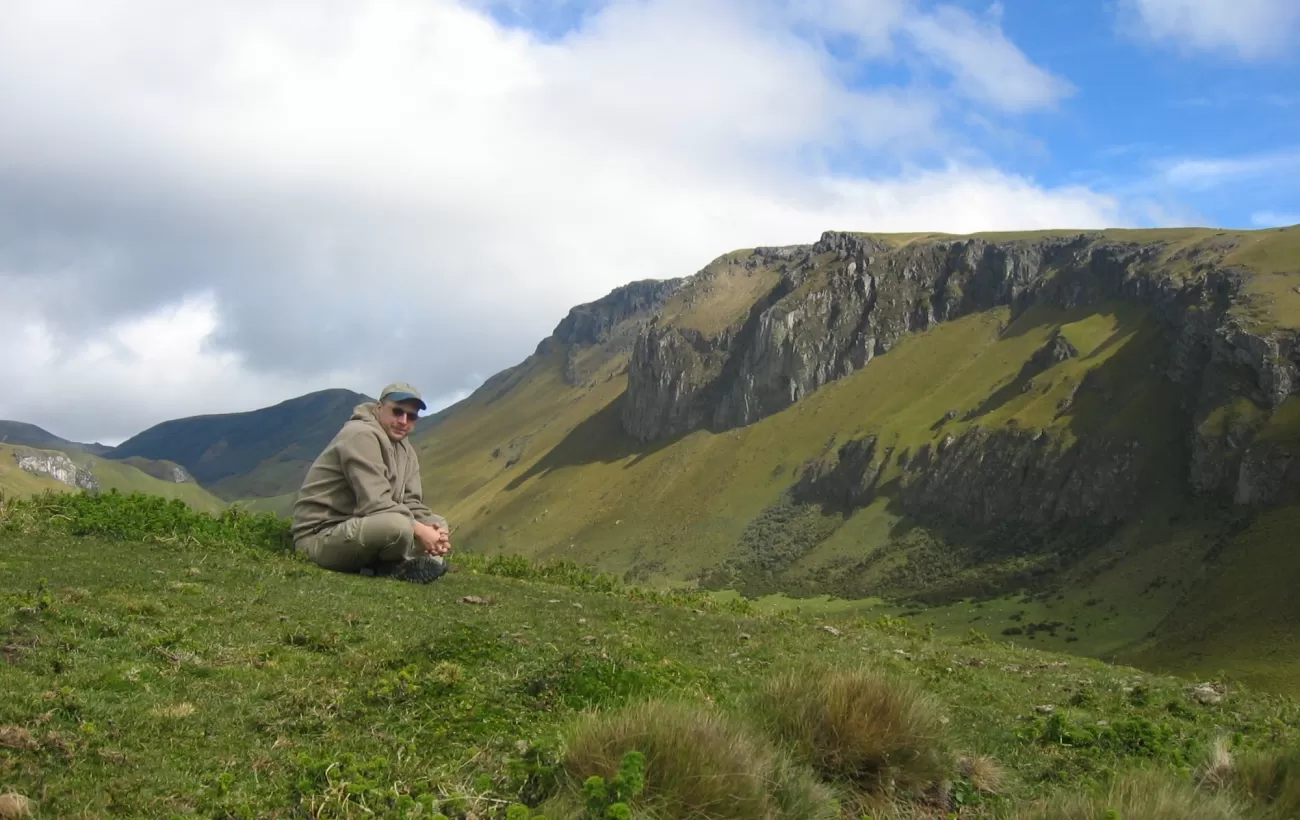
[378,400,421,441]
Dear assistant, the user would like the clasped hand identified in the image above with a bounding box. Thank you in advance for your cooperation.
[414,521,452,556]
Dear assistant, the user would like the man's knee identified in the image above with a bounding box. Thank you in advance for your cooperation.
[356,513,415,554]
[299,513,414,571]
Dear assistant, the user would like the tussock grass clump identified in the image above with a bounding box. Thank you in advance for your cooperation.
[0,793,33,820]
[958,754,1006,795]
[1221,744,1300,818]
[750,666,952,794]
[1012,769,1242,820]
[551,699,837,820]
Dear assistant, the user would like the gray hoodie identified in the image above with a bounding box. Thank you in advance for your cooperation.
[290,402,446,540]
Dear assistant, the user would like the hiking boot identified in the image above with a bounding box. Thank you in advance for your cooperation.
[391,555,447,584]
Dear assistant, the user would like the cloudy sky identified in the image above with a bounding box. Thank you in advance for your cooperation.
[0,0,1296,445]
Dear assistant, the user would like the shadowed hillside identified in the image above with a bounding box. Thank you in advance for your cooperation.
[107,388,374,500]
[414,225,1300,692]
[0,420,113,456]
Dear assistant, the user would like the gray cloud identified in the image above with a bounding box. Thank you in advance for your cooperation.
[0,0,1118,444]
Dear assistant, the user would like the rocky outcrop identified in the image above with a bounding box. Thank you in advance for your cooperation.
[620,229,1300,508]
[547,278,686,387]
[790,428,1141,529]
[14,451,99,491]
[552,279,686,348]
[899,428,1142,528]
[791,436,883,510]
[1029,332,1079,371]
[623,232,1163,441]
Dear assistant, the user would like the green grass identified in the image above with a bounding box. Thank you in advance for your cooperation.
[235,491,298,518]
[6,494,1300,818]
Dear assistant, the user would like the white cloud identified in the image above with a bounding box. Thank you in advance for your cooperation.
[0,0,1112,443]
[1160,150,1300,191]
[1123,0,1300,60]
[1252,211,1300,228]
[902,5,1073,112]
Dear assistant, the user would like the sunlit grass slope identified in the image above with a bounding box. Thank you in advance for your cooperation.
[420,299,1178,578]
[0,444,225,512]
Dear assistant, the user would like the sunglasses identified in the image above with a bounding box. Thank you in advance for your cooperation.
[388,406,421,423]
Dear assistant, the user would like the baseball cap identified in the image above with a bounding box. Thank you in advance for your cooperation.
[379,381,427,411]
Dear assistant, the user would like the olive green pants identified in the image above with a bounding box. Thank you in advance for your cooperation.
[295,512,416,572]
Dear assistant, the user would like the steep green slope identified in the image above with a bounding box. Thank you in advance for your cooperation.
[0,444,225,512]
[422,303,1178,579]
[415,225,1300,692]
[0,445,71,498]
[108,388,371,500]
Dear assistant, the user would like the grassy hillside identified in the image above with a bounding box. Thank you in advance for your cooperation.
[235,490,298,518]
[0,445,71,498]
[412,226,1300,694]
[0,444,225,512]
[5,493,1300,818]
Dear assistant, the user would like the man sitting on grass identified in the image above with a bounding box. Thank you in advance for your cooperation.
[291,382,451,583]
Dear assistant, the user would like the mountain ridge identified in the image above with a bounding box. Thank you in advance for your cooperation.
[0,420,114,456]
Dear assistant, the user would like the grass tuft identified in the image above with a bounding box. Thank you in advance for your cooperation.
[0,793,33,820]
[958,754,1006,795]
[1197,735,1235,789]
[750,666,952,796]
[1222,743,1300,818]
[0,726,37,751]
[1012,769,1242,820]
[551,699,836,820]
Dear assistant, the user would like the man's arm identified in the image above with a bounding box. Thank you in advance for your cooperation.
[402,456,451,555]
[402,456,446,528]
[338,431,411,519]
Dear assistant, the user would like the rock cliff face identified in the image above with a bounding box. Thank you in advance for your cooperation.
[790,428,1142,528]
[622,230,1300,515]
[552,278,686,347]
[544,278,687,387]
[14,451,99,491]
[898,429,1142,528]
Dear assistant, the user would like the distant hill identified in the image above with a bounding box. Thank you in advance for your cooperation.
[106,388,374,501]
[0,420,113,456]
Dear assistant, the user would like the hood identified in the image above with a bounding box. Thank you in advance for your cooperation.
[349,401,410,447]
[350,401,381,423]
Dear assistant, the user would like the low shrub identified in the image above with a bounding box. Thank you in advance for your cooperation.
[1012,769,1242,820]
[750,666,952,795]
[0,490,291,553]
[549,699,836,820]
